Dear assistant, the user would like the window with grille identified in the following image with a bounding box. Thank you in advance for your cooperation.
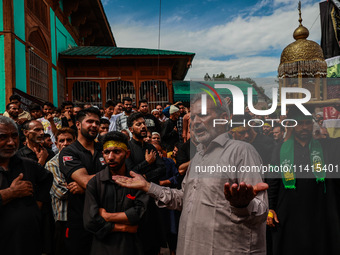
[140,80,168,110]
[72,81,102,107]
[107,80,136,103]
[29,50,49,101]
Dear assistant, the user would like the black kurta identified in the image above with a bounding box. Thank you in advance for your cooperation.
[84,167,149,255]
[268,138,340,255]
[0,155,53,255]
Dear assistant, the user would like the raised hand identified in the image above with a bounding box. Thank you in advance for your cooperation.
[145,149,157,165]
[112,171,150,192]
[224,182,268,208]
[34,146,48,166]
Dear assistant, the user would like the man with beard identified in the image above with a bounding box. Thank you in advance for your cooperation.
[17,120,54,166]
[116,97,133,132]
[126,112,166,254]
[113,95,268,255]
[60,107,106,255]
[267,106,340,255]
[138,100,161,133]
[3,94,31,122]
[84,131,149,255]
[0,116,52,255]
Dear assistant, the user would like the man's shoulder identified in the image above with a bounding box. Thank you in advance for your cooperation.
[46,153,59,168]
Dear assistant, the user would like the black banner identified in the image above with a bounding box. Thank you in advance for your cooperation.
[320,1,340,59]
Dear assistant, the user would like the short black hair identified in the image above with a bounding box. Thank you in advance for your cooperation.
[139,99,148,107]
[29,103,41,112]
[122,97,132,104]
[100,118,110,125]
[61,101,74,109]
[43,102,55,109]
[273,123,285,132]
[105,100,116,108]
[9,94,21,102]
[127,112,145,128]
[43,133,51,139]
[6,102,18,110]
[76,107,101,122]
[102,131,129,148]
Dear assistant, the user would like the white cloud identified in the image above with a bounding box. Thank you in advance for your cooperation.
[110,1,322,79]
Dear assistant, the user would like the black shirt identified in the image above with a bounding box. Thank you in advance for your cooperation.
[251,133,275,166]
[267,138,340,255]
[17,145,55,166]
[161,119,179,151]
[84,167,148,255]
[0,155,53,255]
[126,139,166,183]
[59,140,105,228]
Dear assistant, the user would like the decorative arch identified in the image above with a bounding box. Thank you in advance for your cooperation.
[28,27,49,56]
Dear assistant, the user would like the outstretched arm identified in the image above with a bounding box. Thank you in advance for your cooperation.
[113,171,184,211]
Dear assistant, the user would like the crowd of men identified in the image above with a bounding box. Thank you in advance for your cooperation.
[0,93,340,255]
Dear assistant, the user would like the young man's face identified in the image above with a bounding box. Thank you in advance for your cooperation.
[73,107,82,116]
[123,100,133,113]
[105,106,114,118]
[130,117,147,139]
[156,105,163,114]
[43,136,53,149]
[30,109,42,120]
[103,144,129,172]
[294,119,313,142]
[139,103,149,114]
[77,113,100,141]
[10,99,21,107]
[63,105,73,115]
[143,131,152,143]
[99,124,109,136]
[56,133,75,151]
[178,105,186,115]
[43,105,53,116]
[115,103,123,114]
[8,104,20,118]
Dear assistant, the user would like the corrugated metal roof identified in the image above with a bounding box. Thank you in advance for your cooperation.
[173,81,258,102]
[60,46,195,57]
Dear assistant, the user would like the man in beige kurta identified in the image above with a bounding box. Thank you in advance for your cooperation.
[114,95,268,255]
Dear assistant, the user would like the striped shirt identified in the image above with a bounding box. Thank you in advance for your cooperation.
[45,153,68,222]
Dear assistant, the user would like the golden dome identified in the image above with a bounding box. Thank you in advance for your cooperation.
[278,2,327,78]
[280,37,325,64]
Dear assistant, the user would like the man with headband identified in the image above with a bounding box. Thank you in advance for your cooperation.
[83,131,148,255]
[267,106,340,255]
[112,94,269,254]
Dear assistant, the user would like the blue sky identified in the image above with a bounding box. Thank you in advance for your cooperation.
[102,0,322,80]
